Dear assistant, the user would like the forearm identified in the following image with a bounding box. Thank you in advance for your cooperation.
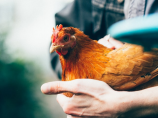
[119,86,158,118]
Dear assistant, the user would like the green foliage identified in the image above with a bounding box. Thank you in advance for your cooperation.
[0,32,50,118]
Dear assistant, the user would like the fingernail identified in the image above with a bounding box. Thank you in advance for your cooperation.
[41,83,50,94]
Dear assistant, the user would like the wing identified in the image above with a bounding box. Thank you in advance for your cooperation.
[103,43,158,90]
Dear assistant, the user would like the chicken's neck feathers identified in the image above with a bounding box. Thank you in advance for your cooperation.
[59,35,111,81]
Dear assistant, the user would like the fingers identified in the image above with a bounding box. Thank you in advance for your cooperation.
[98,35,114,49]
[57,94,88,116]
[67,115,106,118]
[57,94,77,115]
[57,94,94,109]
[109,37,123,49]
[67,115,98,118]
[67,115,90,118]
[67,115,81,118]
[98,35,123,49]
[57,93,98,117]
[57,94,70,107]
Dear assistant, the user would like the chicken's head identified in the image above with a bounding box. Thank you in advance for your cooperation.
[50,24,76,56]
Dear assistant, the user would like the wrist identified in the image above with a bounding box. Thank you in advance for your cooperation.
[117,91,143,118]
[118,87,158,118]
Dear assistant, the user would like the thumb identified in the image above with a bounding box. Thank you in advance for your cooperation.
[41,79,112,96]
[41,81,74,94]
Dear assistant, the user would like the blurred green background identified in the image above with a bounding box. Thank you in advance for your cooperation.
[0,0,73,118]
[0,32,51,118]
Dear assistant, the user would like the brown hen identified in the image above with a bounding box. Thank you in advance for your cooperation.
[50,24,158,97]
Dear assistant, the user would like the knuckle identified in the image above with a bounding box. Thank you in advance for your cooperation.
[55,82,61,93]
[96,81,107,91]
[63,105,71,114]
[73,80,81,93]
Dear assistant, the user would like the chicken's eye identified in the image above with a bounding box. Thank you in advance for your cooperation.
[63,35,69,42]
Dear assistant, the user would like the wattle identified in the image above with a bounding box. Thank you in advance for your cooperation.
[56,49,68,56]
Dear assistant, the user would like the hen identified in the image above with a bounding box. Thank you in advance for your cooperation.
[50,24,158,97]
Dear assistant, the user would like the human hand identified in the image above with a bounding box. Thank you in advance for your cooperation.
[41,79,128,118]
[98,35,123,49]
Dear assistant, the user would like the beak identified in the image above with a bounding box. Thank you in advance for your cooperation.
[50,43,64,53]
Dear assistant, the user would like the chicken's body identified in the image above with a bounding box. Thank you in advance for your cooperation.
[50,25,158,97]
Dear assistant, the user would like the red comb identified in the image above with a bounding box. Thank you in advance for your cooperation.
[52,24,63,43]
